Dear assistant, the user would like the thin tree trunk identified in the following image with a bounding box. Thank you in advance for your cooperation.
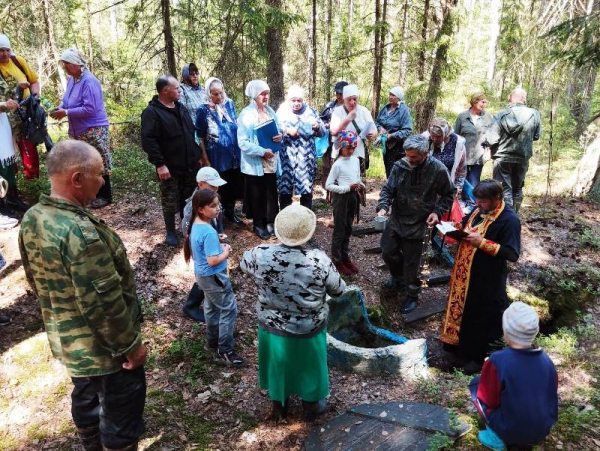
[372,0,382,117]
[398,0,409,84]
[325,0,333,100]
[41,0,67,95]
[487,0,502,85]
[266,0,285,109]
[346,0,354,61]
[372,0,387,117]
[85,0,94,73]
[415,0,458,131]
[418,0,430,81]
[161,0,177,76]
[309,0,317,102]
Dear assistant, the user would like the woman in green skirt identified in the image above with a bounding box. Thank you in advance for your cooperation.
[241,204,346,421]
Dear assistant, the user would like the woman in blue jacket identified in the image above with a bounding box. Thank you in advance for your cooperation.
[237,80,283,240]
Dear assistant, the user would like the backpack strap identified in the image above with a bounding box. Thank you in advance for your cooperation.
[9,55,30,82]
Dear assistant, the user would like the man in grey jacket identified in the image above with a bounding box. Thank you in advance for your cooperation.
[487,87,541,213]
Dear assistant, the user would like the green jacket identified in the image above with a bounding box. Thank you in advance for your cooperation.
[19,194,143,377]
[486,103,541,163]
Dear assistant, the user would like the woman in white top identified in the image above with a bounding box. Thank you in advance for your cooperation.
[329,84,377,175]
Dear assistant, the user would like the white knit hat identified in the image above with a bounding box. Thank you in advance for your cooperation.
[503,301,540,347]
[274,204,317,247]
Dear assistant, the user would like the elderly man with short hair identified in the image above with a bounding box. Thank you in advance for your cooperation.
[376,134,455,314]
[19,140,147,451]
[486,87,541,213]
[141,75,203,245]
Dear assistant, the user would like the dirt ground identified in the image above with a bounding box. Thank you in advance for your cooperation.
[1,180,600,450]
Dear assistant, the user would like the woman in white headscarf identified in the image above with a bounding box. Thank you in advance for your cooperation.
[50,48,112,208]
[329,84,377,177]
[375,86,413,177]
[422,117,466,193]
[195,77,243,225]
[237,80,283,240]
[275,85,325,210]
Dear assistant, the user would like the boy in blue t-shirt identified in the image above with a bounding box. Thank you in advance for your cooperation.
[470,302,558,450]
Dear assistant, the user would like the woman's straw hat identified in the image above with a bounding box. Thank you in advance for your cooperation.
[274,204,317,247]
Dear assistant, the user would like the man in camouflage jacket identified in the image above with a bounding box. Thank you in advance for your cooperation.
[19,140,147,451]
[376,134,455,314]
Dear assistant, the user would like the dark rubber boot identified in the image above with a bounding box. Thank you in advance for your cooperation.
[182,284,206,322]
[163,213,178,246]
[279,194,293,210]
[302,399,327,421]
[77,425,102,451]
[5,185,29,212]
[102,442,138,451]
[300,194,313,210]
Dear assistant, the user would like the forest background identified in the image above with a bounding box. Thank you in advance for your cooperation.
[0,0,599,193]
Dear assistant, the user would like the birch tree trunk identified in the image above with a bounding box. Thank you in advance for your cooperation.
[487,0,502,85]
[398,0,409,84]
[42,0,67,94]
[325,0,333,99]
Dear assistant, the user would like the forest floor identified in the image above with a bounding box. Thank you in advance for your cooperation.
[2,173,600,450]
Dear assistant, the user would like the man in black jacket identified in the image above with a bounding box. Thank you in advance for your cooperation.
[141,75,202,245]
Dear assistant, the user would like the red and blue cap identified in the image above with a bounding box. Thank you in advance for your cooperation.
[337,130,358,149]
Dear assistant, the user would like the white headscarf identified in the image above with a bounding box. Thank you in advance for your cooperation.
[0,34,10,50]
[343,84,359,99]
[245,80,269,100]
[286,84,304,100]
[60,48,88,68]
[204,77,231,122]
[429,117,452,138]
[389,86,405,102]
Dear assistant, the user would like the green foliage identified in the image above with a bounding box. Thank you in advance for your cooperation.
[146,389,215,448]
[366,148,386,180]
[577,226,600,251]
[545,10,600,67]
[110,141,158,196]
[537,328,578,361]
[552,402,600,443]
[532,263,600,325]
[426,432,454,450]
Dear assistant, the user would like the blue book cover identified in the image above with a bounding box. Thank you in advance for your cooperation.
[255,119,282,153]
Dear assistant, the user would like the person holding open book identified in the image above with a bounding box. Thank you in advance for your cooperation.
[237,80,283,240]
[440,179,521,374]
[276,84,325,210]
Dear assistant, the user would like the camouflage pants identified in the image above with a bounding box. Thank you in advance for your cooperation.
[159,172,196,217]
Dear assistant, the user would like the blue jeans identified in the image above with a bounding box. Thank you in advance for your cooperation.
[196,270,238,353]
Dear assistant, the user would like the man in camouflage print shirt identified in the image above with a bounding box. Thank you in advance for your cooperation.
[19,140,147,451]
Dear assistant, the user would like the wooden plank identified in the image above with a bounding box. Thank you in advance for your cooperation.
[352,224,381,236]
[403,297,447,324]
[363,246,382,254]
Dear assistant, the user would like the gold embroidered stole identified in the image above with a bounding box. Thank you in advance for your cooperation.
[439,200,505,345]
